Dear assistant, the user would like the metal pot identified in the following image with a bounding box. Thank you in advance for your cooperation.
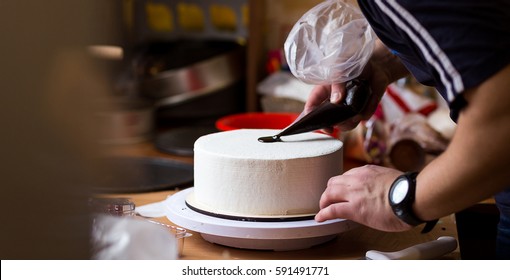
[134,40,246,122]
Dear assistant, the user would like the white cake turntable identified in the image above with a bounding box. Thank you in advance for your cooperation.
[161,187,358,251]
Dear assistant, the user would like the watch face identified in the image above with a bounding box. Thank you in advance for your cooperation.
[390,178,409,204]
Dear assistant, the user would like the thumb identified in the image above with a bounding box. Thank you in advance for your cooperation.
[330,83,345,104]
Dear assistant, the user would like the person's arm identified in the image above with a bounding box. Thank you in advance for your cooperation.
[414,63,510,221]
[315,63,510,232]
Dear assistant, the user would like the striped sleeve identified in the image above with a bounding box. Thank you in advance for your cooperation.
[358,0,510,118]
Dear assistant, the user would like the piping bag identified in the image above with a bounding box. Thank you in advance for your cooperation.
[263,0,376,143]
[258,78,371,143]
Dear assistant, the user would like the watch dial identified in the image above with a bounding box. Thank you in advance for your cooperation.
[391,179,409,204]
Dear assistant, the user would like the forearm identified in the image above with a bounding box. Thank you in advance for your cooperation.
[366,40,410,84]
[414,64,510,221]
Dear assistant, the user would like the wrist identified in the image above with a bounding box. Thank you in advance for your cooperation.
[371,41,409,83]
[388,172,438,233]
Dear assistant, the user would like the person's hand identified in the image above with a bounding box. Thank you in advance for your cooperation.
[315,165,414,232]
[303,40,409,131]
[304,83,362,131]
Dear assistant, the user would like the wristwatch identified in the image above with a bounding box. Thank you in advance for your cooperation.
[388,172,438,233]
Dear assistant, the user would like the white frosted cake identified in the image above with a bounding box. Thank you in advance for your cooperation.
[190,129,343,218]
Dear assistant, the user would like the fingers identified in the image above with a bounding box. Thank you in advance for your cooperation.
[304,82,372,132]
[304,83,347,114]
[338,115,363,131]
[315,165,409,231]
[315,203,351,222]
[316,167,373,223]
[304,85,330,114]
[319,176,345,208]
[320,126,335,135]
[315,174,357,222]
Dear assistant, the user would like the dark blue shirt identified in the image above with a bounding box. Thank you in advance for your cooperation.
[357,0,510,216]
[358,0,510,121]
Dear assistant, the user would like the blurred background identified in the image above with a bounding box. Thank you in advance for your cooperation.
[2,0,476,260]
[0,0,123,259]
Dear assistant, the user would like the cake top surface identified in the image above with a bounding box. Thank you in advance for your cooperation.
[194,129,342,160]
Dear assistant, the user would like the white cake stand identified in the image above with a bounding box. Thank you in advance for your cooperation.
[163,188,358,251]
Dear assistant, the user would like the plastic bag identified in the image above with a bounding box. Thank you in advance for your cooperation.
[284,0,375,85]
[91,215,179,260]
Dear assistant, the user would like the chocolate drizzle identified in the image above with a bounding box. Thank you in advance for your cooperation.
[257,135,282,143]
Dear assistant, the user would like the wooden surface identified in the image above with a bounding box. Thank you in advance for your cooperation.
[106,140,460,260]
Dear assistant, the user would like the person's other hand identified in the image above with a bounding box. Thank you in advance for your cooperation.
[315,165,414,232]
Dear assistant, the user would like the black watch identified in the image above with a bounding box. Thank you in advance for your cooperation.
[388,172,438,233]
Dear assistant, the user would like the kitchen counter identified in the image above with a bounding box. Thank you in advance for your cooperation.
[106,140,460,260]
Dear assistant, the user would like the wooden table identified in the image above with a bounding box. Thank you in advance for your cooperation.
[106,141,460,260]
